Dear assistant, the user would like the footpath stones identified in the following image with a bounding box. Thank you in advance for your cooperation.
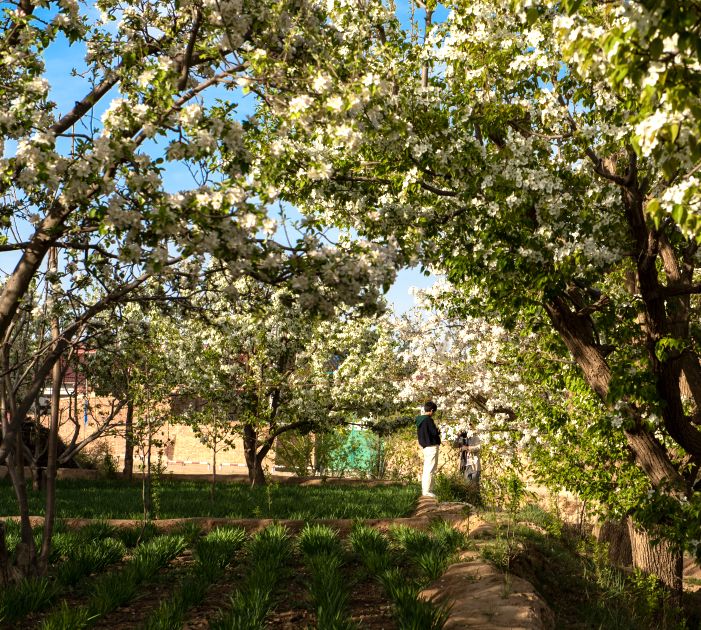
[415,500,555,630]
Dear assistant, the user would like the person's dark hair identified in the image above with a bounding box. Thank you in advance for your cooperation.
[424,400,437,414]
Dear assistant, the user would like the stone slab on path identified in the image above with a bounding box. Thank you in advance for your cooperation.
[415,496,554,630]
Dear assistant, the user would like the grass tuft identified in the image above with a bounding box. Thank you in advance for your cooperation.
[0,577,60,625]
[210,524,291,630]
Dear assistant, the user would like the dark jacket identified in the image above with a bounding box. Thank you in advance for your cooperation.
[416,414,441,448]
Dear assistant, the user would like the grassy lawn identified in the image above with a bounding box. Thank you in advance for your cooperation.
[0,477,420,520]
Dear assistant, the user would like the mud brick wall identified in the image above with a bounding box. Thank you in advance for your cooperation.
[48,395,254,474]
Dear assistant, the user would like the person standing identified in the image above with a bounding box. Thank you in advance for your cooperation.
[416,400,441,498]
[457,428,481,483]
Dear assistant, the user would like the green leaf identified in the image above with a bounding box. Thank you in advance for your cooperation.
[669,122,681,143]
[672,204,687,226]
[564,0,584,15]
[645,198,661,224]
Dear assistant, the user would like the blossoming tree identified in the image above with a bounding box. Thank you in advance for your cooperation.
[560,0,701,234]
[251,0,701,590]
[169,276,404,485]
[0,0,396,582]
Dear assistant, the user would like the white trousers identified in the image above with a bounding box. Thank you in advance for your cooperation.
[422,445,439,495]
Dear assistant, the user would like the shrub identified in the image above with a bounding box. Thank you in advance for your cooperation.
[434,473,482,506]
[74,442,118,477]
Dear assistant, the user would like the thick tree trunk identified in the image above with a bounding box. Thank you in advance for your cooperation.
[545,296,685,491]
[123,400,134,481]
[627,518,683,595]
[597,519,633,567]
[243,425,266,486]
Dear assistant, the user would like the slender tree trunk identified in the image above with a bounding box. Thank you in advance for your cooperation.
[211,438,217,500]
[627,518,683,596]
[0,363,18,584]
[6,443,36,579]
[123,400,134,481]
[143,430,153,520]
[40,254,62,571]
[313,433,320,476]
[30,416,44,491]
[30,461,42,492]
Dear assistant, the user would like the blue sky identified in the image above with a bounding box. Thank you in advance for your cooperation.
[386,266,436,314]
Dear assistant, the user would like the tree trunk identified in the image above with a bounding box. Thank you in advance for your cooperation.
[249,458,266,485]
[627,518,683,596]
[30,462,44,492]
[597,519,633,567]
[211,441,217,500]
[312,433,319,476]
[123,400,134,481]
[6,446,37,579]
[40,267,62,571]
[143,432,153,520]
[243,424,266,486]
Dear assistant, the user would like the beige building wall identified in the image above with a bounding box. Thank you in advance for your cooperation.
[52,395,264,475]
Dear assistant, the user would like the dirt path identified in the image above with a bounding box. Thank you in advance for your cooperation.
[415,497,554,630]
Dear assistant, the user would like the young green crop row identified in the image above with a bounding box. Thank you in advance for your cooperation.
[0,479,420,520]
[1,519,466,630]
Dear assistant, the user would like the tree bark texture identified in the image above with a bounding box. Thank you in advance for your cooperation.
[40,251,61,570]
[597,519,633,567]
[627,518,683,595]
[545,295,685,491]
[243,424,266,486]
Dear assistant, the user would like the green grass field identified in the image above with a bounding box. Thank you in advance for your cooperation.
[0,478,420,520]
